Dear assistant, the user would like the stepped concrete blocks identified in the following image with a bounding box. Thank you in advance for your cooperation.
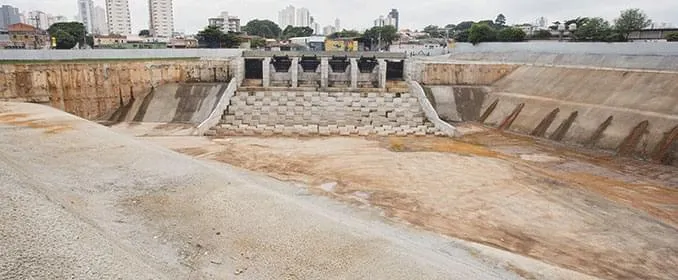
[217,90,439,137]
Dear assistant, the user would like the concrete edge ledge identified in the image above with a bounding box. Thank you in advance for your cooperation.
[196,78,238,135]
[409,81,461,137]
[244,50,407,59]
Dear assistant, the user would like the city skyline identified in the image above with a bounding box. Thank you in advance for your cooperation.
[2,0,678,35]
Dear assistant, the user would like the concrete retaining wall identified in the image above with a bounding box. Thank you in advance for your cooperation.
[0,59,231,119]
[420,63,519,85]
[0,49,242,60]
[214,90,438,136]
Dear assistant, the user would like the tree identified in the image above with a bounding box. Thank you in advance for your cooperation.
[665,32,678,42]
[444,24,456,29]
[495,14,507,26]
[565,17,589,29]
[454,30,470,42]
[85,35,94,48]
[614,8,652,40]
[531,30,552,40]
[197,26,241,48]
[497,27,526,42]
[328,30,362,39]
[364,25,398,49]
[282,26,313,39]
[139,29,150,36]
[468,23,496,45]
[454,21,474,31]
[423,25,441,38]
[47,22,86,49]
[574,17,612,41]
[242,19,282,39]
[250,37,267,48]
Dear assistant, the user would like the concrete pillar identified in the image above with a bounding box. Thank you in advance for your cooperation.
[291,57,299,88]
[262,57,271,87]
[350,58,358,89]
[320,57,329,89]
[378,59,387,89]
[402,59,411,82]
[230,58,245,86]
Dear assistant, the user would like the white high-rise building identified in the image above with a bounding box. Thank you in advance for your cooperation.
[26,11,51,30]
[1,5,22,30]
[208,11,240,33]
[92,6,108,35]
[278,5,295,29]
[312,22,320,35]
[322,25,336,36]
[77,0,94,33]
[296,7,310,27]
[374,14,396,28]
[106,0,131,35]
[334,18,340,31]
[148,0,174,37]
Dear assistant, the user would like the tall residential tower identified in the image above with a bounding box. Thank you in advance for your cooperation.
[77,0,94,33]
[148,0,174,37]
[0,5,21,30]
[278,5,295,29]
[92,6,108,34]
[105,0,131,35]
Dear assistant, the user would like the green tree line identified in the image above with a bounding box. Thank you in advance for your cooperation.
[425,8,661,45]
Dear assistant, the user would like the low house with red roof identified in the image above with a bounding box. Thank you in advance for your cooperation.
[7,23,49,49]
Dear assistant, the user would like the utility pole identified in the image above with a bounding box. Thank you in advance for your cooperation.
[29,14,42,49]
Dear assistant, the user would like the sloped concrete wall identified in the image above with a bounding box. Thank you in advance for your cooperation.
[0,59,231,119]
[111,82,230,124]
[425,85,489,123]
[483,66,678,164]
[420,61,678,165]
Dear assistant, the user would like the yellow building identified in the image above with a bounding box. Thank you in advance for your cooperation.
[325,38,359,51]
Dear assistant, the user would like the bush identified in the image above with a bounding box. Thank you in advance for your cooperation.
[531,30,552,40]
[497,28,526,42]
[666,32,678,42]
[468,23,496,45]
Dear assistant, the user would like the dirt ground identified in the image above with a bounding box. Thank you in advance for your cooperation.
[147,125,678,280]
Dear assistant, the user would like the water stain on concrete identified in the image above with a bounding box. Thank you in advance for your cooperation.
[0,113,72,134]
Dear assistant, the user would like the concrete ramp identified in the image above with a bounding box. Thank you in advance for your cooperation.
[109,82,235,136]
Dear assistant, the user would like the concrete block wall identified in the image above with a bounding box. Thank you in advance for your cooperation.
[215,90,439,136]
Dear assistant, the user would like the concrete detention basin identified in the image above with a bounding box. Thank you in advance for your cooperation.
[3,44,678,279]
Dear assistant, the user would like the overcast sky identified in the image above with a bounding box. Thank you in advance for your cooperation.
[6,0,678,34]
